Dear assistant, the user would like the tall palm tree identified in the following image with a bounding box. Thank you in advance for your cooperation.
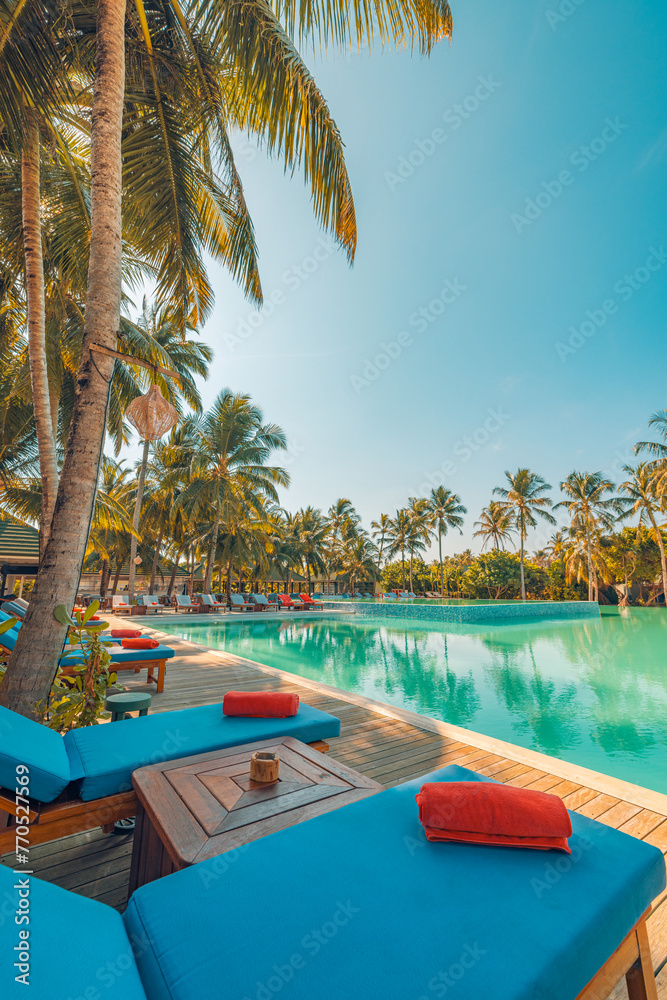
[123,305,212,600]
[494,469,555,600]
[554,471,624,602]
[405,497,429,593]
[294,506,330,590]
[473,501,515,553]
[618,462,667,605]
[425,486,466,595]
[339,533,378,595]
[175,390,288,594]
[371,513,391,577]
[385,509,412,592]
[0,0,74,557]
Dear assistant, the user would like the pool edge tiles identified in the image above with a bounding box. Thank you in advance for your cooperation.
[320,599,600,623]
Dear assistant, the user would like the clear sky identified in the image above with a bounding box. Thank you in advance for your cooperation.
[131,0,667,555]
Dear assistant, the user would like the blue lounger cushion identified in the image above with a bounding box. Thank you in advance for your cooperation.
[60,643,176,668]
[0,705,70,803]
[0,865,148,1000]
[63,703,341,801]
[124,765,666,1000]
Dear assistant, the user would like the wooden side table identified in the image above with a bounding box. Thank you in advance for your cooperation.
[128,737,381,894]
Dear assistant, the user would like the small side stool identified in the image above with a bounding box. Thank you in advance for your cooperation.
[105,692,152,833]
[105,691,152,722]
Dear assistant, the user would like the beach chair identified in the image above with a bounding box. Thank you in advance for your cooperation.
[0,599,27,619]
[363,592,373,599]
[173,594,200,613]
[5,763,664,1000]
[299,593,324,610]
[111,595,132,614]
[0,611,175,695]
[0,701,340,854]
[273,593,296,610]
[267,593,285,609]
[136,596,160,614]
[249,594,272,611]
[229,593,254,612]
[200,594,226,611]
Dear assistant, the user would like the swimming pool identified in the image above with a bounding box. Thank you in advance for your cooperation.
[157,608,667,793]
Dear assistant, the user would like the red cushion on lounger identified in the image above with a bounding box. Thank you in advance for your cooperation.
[222,691,300,718]
[120,638,160,650]
[111,629,142,638]
[415,781,572,853]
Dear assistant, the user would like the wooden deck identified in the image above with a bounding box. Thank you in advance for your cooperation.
[4,615,667,999]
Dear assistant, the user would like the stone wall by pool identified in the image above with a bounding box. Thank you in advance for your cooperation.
[320,600,600,624]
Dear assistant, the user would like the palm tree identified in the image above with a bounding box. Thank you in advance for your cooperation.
[0,0,74,557]
[473,501,515,553]
[425,486,466,595]
[175,390,288,595]
[494,469,555,600]
[405,497,429,593]
[124,305,212,600]
[371,513,391,578]
[339,534,378,595]
[384,509,412,592]
[1,0,453,716]
[618,462,667,605]
[554,472,624,602]
[294,507,330,590]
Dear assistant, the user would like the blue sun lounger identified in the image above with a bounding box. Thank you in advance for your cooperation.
[1,765,663,999]
[0,701,340,852]
[0,609,176,694]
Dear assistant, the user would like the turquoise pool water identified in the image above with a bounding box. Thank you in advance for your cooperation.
[157,608,667,793]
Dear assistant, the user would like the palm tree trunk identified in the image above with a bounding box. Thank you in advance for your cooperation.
[409,554,413,592]
[1,0,127,718]
[226,556,233,598]
[149,526,163,593]
[401,545,406,591]
[112,559,122,595]
[204,506,221,593]
[519,535,526,600]
[22,116,58,560]
[585,528,593,601]
[649,511,667,606]
[127,439,149,601]
[167,545,184,596]
[438,530,444,596]
[99,558,111,598]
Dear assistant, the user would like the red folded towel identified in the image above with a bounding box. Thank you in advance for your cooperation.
[120,638,160,650]
[416,781,572,853]
[222,691,300,718]
[111,629,142,638]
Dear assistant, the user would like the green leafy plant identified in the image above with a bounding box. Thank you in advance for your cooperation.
[41,601,120,731]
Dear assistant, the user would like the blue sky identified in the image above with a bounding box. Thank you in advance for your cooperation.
[134,0,667,554]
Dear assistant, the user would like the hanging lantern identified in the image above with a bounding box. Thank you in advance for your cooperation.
[126,384,178,441]
[134,556,143,566]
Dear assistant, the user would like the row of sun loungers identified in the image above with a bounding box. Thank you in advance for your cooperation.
[103,593,326,614]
